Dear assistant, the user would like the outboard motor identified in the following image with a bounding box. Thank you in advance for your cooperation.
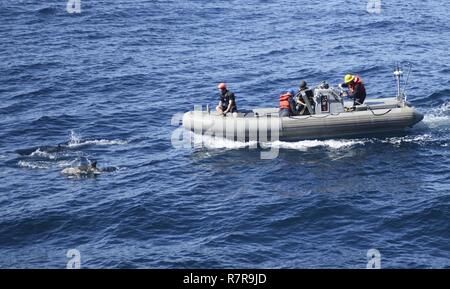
[313,82,344,114]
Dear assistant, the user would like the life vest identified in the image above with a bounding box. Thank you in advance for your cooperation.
[279,93,292,109]
[348,76,366,94]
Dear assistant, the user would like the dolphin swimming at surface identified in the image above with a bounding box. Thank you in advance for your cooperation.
[61,161,101,175]
[61,161,117,176]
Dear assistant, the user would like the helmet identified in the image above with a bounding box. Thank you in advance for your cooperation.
[217,83,227,90]
[284,89,294,96]
[299,80,307,89]
[344,74,355,84]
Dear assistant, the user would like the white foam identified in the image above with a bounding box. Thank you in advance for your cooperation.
[264,139,365,151]
[422,102,450,128]
[67,139,128,148]
[60,167,101,175]
[56,160,76,168]
[381,134,434,145]
[190,133,257,149]
[187,131,363,151]
[29,148,57,159]
[67,130,128,148]
[18,160,49,169]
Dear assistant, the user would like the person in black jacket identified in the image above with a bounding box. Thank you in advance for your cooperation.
[216,83,237,116]
[295,80,315,115]
[340,74,366,109]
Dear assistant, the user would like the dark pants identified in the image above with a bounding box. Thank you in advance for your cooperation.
[279,108,291,117]
[296,105,310,115]
[221,106,237,113]
[354,94,366,106]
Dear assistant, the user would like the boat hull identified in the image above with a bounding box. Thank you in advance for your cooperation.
[182,99,424,141]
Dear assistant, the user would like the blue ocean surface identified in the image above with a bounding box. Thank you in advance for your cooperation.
[0,0,449,268]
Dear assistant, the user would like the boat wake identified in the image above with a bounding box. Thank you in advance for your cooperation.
[187,131,365,152]
[265,139,364,151]
[186,113,449,152]
[189,132,258,150]
[421,101,450,129]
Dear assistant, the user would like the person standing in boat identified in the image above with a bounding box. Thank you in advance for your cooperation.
[340,74,366,109]
[295,80,315,115]
[216,82,237,116]
[279,89,296,117]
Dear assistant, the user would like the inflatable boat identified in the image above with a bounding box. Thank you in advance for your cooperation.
[182,69,424,142]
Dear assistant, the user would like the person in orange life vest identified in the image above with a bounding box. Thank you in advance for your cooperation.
[279,89,296,117]
[340,74,366,108]
[216,83,237,116]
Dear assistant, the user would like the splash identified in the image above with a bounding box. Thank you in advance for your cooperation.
[69,130,82,145]
[264,139,365,151]
[380,134,434,145]
[67,139,128,148]
[189,132,257,149]
[422,101,450,128]
[29,148,57,159]
[67,130,128,148]
[18,160,50,169]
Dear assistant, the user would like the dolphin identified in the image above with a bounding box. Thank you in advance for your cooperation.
[17,144,66,156]
[61,161,101,175]
[61,161,117,176]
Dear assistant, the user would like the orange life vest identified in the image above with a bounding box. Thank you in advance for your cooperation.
[348,76,366,94]
[279,93,291,109]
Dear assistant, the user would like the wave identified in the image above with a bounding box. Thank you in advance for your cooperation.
[427,89,450,102]
[36,7,57,15]
[256,48,291,58]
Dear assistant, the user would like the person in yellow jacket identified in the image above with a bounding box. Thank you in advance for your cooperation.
[340,74,366,109]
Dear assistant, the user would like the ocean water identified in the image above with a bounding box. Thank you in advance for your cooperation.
[0,0,449,268]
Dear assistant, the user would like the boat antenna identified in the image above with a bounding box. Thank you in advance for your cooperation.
[401,63,412,102]
[393,63,404,106]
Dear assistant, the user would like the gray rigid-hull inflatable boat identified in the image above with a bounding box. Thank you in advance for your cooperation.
[183,71,424,141]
